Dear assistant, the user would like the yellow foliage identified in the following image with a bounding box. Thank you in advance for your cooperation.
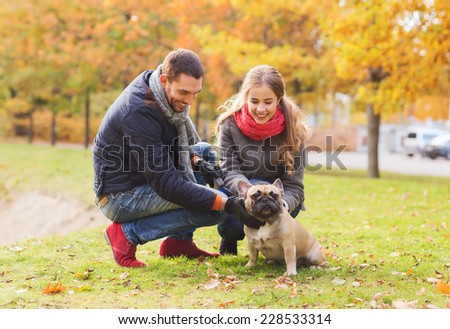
[322,0,449,114]
[410,97,449,121]
[0,0,448,141]
[18,110,103,143]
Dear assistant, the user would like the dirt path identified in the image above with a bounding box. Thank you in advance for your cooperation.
[0,191,109,246]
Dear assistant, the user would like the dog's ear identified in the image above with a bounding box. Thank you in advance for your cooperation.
[272,178,284,195]
[237,181,251,198]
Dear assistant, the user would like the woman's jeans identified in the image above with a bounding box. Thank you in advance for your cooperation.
[98,142,226,245]
[217,178,302,242]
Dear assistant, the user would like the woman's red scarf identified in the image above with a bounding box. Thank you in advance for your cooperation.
[234,103,285,140]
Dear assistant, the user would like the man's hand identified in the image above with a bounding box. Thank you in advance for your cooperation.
[224,196,264,229]
[193,157,223,187]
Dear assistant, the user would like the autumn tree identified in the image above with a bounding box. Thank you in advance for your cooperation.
[186,0,335,140]
[0,0,179,146]
[321,0,449,178]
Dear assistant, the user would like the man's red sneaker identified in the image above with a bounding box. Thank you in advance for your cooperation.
[103,223,147,268]
[159,237,220,259]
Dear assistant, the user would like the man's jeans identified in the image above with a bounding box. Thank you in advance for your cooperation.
[98,142,226,245]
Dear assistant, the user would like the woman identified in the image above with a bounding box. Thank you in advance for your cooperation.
[215,65,310,255]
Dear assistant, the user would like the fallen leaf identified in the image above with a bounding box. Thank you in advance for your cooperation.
[406,269,414,276]
[74,271,91,280]
[390,252,400,257]
[353,297,364,304]
[251,287,263,295]
[423,304,438,309]
[128,289,142,296]
[56,244,73,252]
[288,282,298,298]
[417,287,426,296]
[203,279,220,291]
[73,285,92,292]
[218,300,235,308]
[14,289,28,294]
[9,246,26,252]
[43,282,65,294]
[437,281,450,295]
[207,268,215,278]
[401,193,411,199]
[372,292,383,300]
[426,277,440,283]
[332,278,346,286]
[120,272,129,280]
[392,299,418,309]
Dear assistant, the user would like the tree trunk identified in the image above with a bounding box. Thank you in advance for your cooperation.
[367,103,380,178]
[50,112,57,146]
[28,109,34,144]
[84,88,90,149]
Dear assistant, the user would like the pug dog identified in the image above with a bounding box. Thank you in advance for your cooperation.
[238,178,328,276]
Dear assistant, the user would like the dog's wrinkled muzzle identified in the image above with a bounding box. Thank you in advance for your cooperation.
[253,197,281,219]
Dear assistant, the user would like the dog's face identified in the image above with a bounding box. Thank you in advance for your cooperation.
[238,179,284,222]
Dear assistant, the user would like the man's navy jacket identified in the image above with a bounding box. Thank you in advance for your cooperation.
[93,70,216,213]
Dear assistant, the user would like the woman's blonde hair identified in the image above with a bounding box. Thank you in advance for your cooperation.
[215,65,309,174]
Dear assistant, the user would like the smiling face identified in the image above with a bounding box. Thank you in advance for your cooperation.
[246,83,279,125]
[160,73,202,113]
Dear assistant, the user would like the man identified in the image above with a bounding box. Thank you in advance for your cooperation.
[93,49,262,268]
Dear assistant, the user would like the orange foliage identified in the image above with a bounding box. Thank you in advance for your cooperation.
[43,282,65,295]
[410,96,449,121]
[437,281,450,295]
[0,0,448,144]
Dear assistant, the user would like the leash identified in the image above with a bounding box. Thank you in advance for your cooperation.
[213,176,233,196]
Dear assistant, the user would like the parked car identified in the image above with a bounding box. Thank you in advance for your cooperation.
[402,127,449,157]
[423,134,450,160]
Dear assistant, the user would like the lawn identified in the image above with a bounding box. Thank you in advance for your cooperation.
[0,142,449,309]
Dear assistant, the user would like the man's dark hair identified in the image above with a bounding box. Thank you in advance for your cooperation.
[162,49,204,81]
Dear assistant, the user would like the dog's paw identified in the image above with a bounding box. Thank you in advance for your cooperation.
[245,261,256,268]
[283,270,297,276]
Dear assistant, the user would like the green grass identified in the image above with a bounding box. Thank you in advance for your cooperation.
[0,141,95,205]
[0,142,449,309]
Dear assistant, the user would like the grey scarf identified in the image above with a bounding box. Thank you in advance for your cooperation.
[148,65,200,182]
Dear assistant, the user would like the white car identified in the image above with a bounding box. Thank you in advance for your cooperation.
[402,127,449,157]
[423,134,450,160]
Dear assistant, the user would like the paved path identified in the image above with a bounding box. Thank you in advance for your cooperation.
[306,151,450,177]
